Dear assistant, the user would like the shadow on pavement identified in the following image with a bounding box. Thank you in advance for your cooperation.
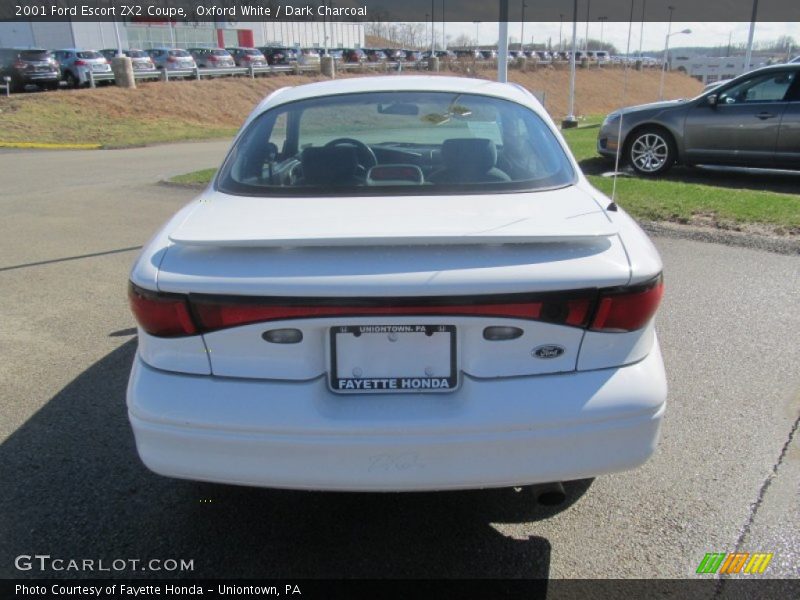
[1,340,595,579]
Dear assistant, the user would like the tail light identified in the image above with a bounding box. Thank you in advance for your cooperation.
[128,283,196,337]
[167,56,177,62]
[129,277,662,337]
[13,60,27,69]
[74,59,88,66]
[589,275,664,333]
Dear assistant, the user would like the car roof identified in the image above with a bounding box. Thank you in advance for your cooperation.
[256,76,542,115]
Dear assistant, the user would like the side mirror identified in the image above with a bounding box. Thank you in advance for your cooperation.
[707,94,718,107]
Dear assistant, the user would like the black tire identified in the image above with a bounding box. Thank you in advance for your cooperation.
[626,127,676,176]
[64,71,79,89]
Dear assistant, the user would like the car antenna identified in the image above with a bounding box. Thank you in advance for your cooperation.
[607,0,637,213]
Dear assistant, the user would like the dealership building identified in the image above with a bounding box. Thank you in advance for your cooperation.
[0,20,364,50]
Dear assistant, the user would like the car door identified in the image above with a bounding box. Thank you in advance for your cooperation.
[683,70,795,167]
[774,73,800,168]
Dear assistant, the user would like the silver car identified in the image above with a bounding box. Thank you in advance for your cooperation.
[188,48,235,69]
[99,49,156,71]
[598,64,800,175]
[147,48,196,71]
[52,48,111,88]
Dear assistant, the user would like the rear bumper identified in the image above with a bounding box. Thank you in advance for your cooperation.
[127,340,666,491]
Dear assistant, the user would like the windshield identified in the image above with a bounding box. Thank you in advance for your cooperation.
[126,50,147,58]
[217,91,575,196]
[20,50,52,60]
[169,50,191,57]
[77,51,103,59]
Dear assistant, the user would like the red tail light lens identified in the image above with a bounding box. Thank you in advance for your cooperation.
[190,295,594,333]
[74,59,88,66]
[128,283,197,337]
[590,275,664,333]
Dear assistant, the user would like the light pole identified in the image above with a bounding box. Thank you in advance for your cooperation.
[638,0,646,61]
[498,0,509,82]
[598,16,607,49]
[584,0,591,52]
[659,27,691,100]
[442,0,445,50]
[559,14,564,51]
[430,0,435,53]
[743,0,759,74]
[520,1,527,53]
[563,0,579,128]
[473,21,480,49]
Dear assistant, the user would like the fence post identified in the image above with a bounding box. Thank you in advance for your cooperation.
[194,66,200,80]
[3,76,10,97]
[161,69,169,82]
[248,65,255,79]
[88,70,96,89]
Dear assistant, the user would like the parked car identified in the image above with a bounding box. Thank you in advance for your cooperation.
[321,49,343,61]
[598,64,800,175]
[258,46,297,66]
[535,51,553,62]
[341,48,366,63]
[480,49,497,60]
[593,51,610,64]
[227,47,268,68]
[51,49,111,88]
[364,49,387,63]
[188,48,235,69]
[99,48,156,71]
[127,75,667,495]
[382,49,406,62]
[404,50,423,63]
[297,48,321,66]
[455,49,482,60]
[147,48,196,71]
[0,47,60,92]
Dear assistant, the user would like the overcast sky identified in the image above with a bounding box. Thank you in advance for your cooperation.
[420,21,797,53]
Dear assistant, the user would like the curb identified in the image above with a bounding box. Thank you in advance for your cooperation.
[0,141,102,150]
[641,221,800,256]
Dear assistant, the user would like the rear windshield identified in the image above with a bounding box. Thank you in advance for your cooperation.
[126,50,147,58]
[244,49,263,55]
[77,51,103,59]
[217,91,575,196]
[19,50,52,60]
[212,49,230,56]
[169,50,190,57]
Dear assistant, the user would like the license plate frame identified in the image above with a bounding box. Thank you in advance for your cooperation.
[329,324,457,394]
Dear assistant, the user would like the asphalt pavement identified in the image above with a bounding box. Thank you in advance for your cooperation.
[0,142,798,580]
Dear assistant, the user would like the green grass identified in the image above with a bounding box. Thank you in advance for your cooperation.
[0,95,237,148]
[168,168,218,186]
[561,118,800,232]
[168,117,800,233]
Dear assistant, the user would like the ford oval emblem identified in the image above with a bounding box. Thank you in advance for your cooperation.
[532,345,565,359]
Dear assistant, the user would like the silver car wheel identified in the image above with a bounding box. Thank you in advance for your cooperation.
[630,133,669,173]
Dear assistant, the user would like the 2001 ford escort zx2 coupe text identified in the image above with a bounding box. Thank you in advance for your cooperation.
[127,76,667,492]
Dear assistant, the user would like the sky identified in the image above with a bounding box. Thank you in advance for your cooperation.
[418,21,798,53]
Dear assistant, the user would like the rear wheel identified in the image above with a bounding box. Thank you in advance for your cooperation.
[627,127,676,176]
[64,71,79,89]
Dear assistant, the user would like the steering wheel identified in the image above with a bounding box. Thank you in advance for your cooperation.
[324,138,378,171]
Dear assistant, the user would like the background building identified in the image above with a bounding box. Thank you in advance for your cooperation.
[0,20,364,50]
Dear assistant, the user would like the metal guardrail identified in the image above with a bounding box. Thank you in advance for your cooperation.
[67,56,630,92]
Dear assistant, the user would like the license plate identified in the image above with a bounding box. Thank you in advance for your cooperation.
[330,325,457,394]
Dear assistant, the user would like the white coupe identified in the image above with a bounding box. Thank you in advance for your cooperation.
[127,76,667,493]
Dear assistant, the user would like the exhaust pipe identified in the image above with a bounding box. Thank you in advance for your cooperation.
[535,481,566,506]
